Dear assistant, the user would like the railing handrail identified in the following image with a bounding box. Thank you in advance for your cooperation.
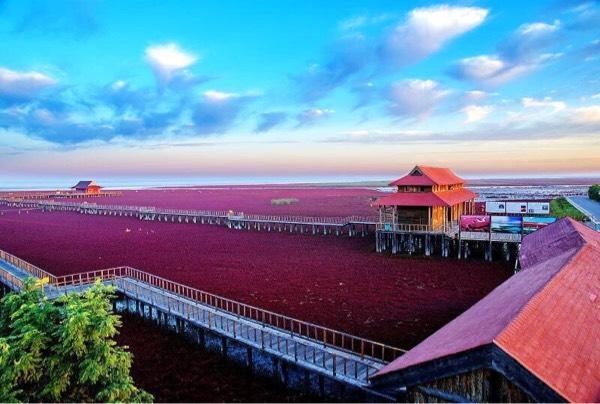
[0,250,58,283]
[56,265,406,361]
[0,199,378,226]
[0,247,405,362]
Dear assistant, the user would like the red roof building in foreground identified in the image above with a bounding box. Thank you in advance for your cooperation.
[371,218,600,402]
[375,165,477,232]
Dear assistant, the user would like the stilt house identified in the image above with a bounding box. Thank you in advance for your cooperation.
[71,180,102,194]
[375,166,476,233]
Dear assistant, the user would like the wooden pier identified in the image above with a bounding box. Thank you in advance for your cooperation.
[0,198,377,237]
[0,191,121,200]
[0,249,403,400]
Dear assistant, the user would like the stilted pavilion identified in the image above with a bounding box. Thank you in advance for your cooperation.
[374,166,477,255]
[71,180,103,195]
[375,165,476,233]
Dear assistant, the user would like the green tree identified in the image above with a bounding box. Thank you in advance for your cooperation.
[588,184,600,202]
[0,279,152,403]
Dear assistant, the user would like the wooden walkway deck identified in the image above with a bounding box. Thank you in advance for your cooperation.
[0,249,405,389]
[0,198,377,236]
[0,191,121,200]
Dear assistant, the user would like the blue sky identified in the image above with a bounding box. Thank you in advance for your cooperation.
[0,0,599,183]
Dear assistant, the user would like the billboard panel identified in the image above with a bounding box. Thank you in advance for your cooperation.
[491,216,522,234]
[526,202,550,215]
[506,202,528,214]
[460,215,491,232]
[491,233,522,242]
[486,201,506,214]
[523,216,557,234]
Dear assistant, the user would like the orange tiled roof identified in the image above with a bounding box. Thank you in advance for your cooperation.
[374,218,600,402]
[389,165,465,187]
[374,188,476,207]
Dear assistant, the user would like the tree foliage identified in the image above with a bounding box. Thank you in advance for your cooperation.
[0,279,152,403]
[589,184,600,202]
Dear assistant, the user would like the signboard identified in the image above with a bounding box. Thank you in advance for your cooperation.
[461,231,490,241]
[506,202,528,214]
[526,202,550,215]
[491,232,522,242]
[523,216,556,234]
[491,216,522,234]
[460,215,491,232]
[486,201,506,214]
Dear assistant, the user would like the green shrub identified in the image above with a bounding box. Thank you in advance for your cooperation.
[0,280,152,403]
[588,184,600,202]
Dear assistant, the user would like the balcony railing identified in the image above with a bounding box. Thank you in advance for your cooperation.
[376,221,458,234]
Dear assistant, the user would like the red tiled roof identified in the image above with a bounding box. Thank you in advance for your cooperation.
[374,218,600,402]
[72,180,102,190]
[374,188,476,207]
[435,188,477,205]
[389,165,465,187]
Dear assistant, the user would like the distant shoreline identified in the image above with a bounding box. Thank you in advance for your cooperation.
[0,176,598,192]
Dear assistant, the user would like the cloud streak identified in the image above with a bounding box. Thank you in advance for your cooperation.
[145,43,198,88]
[0,67,57,103]
[255,112,287,132]
[450,20,562,86]
[385,79,450,118]
[380,5,488,67]
[192,90,259,134]
[296,108,334,127]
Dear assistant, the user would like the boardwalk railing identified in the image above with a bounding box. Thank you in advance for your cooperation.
[0,191,121,200]
[0,248,405,364]
[0,250,56,281]
[0,198,379,227]
[376,220,459,234]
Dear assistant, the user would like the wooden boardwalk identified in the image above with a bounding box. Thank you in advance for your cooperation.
[0,198,377,236]
[0,191,121,200]
[0,249,404,389]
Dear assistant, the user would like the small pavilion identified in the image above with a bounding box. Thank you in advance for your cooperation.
[375,165,476,233]
[71,180,103,195]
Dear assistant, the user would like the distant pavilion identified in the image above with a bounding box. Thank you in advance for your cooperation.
[375,165,477,233]
[71,180,103,195]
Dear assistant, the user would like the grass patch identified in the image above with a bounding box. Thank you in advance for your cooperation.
[550,197,587,221]
[271,198,299,206]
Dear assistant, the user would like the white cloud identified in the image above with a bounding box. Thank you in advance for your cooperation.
[518,20,560,36]
[454,55,505,80]
[145,43,198,86]
[451,54,542,86]
[522,97,566,111]
[572,105,600,124]
[462,105,493,123]
[386,79,450,117]
[382,5,488,66]
[32,108,58,126]
[465,90,490,101]
[0,67,56,99]
[111,80,127,91]
[202,90,239,102]
[297,108,334,126]
[451,19,561,86]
